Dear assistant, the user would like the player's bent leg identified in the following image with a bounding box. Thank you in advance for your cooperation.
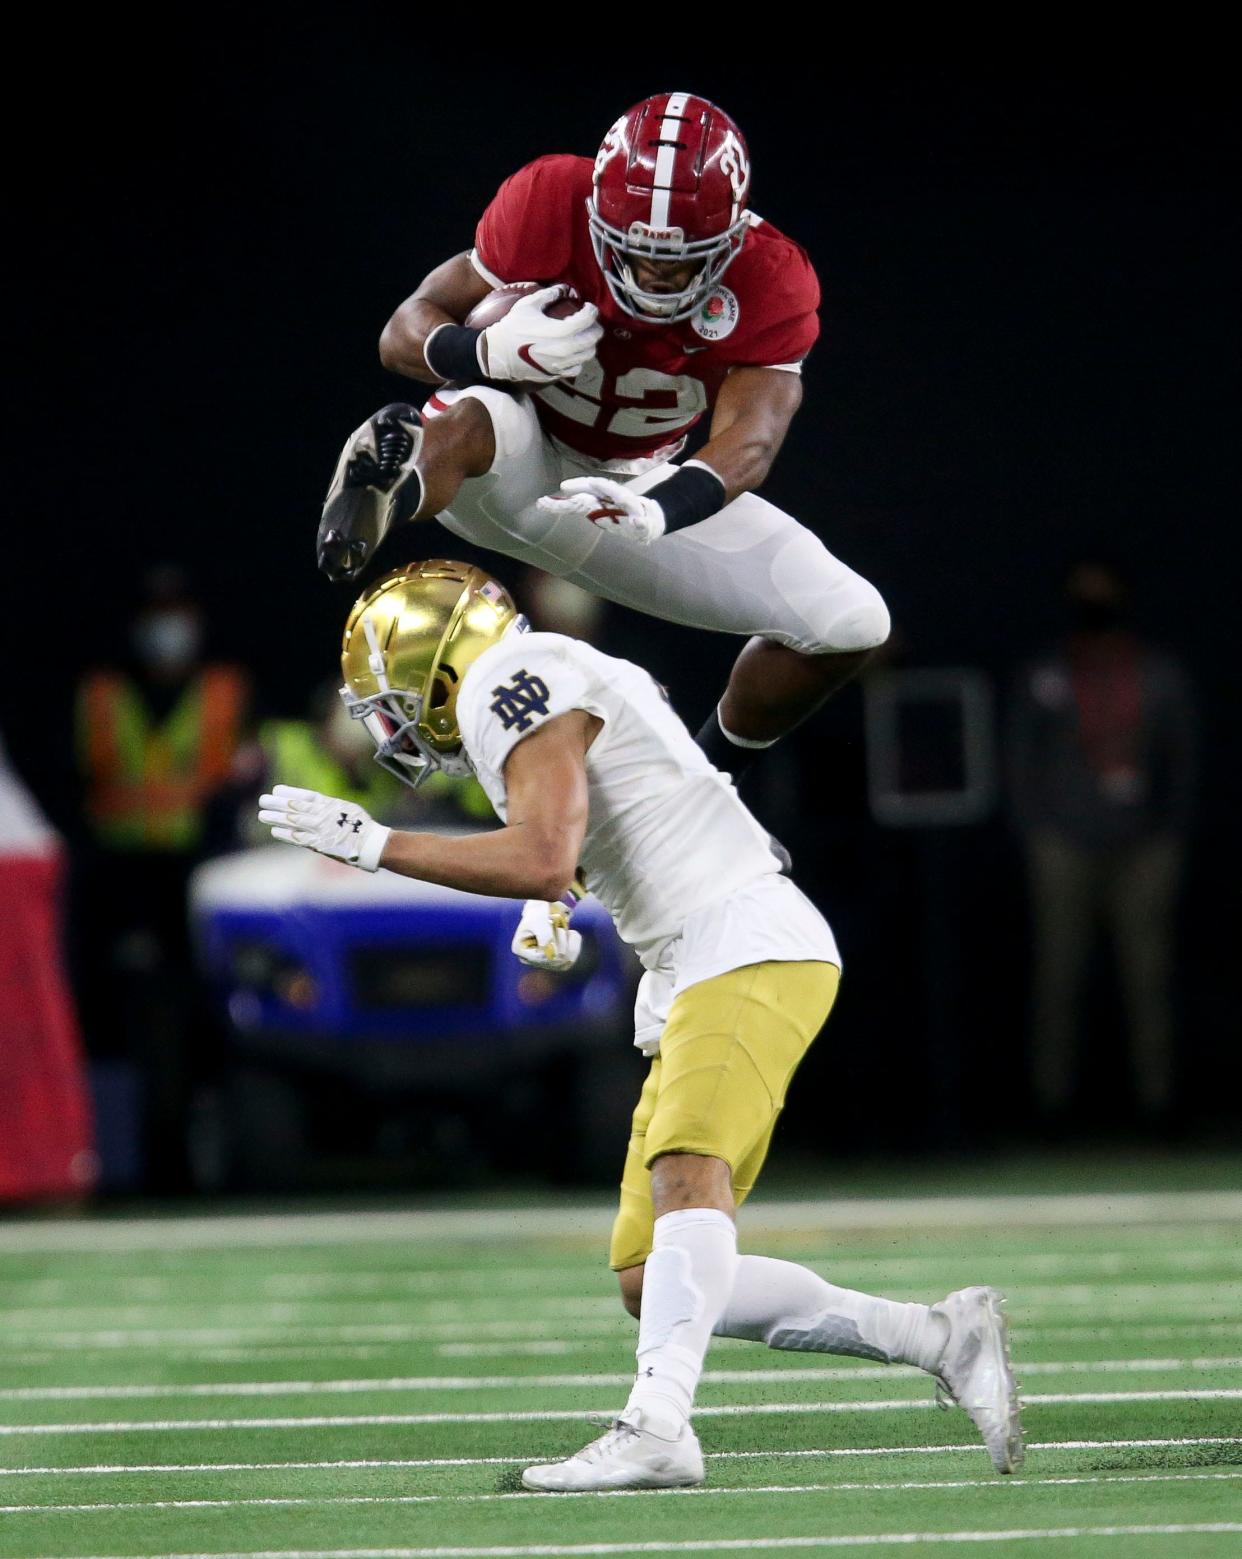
[549,485,890,654]
[609,960,838,1303]
[709,1252,1023,1474]
[617,1263,644,1320]
[702,519,890,767]
[523,1157,726,1493]
[719,635,882,745]
[529,482,889,767]
[430,388,575,572]
[526,964,834,1495]
[317,398,497,582]
[608,1056,662,1290]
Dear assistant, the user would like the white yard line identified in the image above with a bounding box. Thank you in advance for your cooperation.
[3,1282,1240,1326]
[3,1469,1240,1515]
[2,1290,1227,1340]
[2,1387,1240,1435]
[0,1272,602,1299]
[0,1300,621,1328]
[3,1190,1240,1253]
[0,1320,632,1350]
[3,1437,1238,1477]
[4,1248,1241,1300]
[47,1521,1242,1557]
[4,1358,1241,1402]
[4,1299,1241,1351]
[1016,1321,1242,1339]
[437,1343,577,1359]
[436,1327,1242,1358]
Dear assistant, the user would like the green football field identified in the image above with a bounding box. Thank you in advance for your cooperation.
[2,1178,1241,1558]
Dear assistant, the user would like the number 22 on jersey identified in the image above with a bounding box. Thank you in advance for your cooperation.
[536,362,708,440]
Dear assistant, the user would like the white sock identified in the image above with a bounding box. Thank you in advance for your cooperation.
[713,1254,948,1374]
[717,706,778,750]
[623,1208,738,1439]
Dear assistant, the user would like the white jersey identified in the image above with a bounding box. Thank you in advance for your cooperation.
[457,632,839,1048]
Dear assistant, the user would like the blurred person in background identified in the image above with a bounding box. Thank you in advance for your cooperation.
[1008,559,1198,1130]
[210,679,495,851]
[74,566,250,1190]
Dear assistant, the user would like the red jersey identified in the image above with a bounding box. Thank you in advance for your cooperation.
[472,155,820,464]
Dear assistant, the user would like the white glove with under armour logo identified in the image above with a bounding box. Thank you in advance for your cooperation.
[480,287,603,385]
[536,476,666,545]
[511,900,582,972]
[257,785,391,872]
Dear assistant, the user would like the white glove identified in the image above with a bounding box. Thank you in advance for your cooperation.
[257,784,391,872]
[536,476,666,545]
[511,900,582,972]
[480,287,603,384]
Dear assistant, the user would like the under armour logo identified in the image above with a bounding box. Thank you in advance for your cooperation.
[489,669,551,733]
[642,1366,655,1377]
[338,813,363,833]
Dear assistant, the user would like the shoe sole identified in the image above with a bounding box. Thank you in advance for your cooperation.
[320,415,424,571]
[520,1468,704,1492]
[978,1287,1025,1474]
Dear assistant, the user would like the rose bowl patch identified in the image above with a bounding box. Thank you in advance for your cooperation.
[691,286,739,342]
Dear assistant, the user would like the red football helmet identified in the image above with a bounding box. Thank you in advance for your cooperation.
[587,91,752,323]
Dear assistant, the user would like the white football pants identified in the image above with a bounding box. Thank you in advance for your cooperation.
[423,386,889,656]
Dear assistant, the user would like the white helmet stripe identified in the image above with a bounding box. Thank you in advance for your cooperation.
[649,91,690,231]
[360,612,391,692]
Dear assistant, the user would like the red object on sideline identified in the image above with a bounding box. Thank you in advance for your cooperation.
[0,846,97,1204]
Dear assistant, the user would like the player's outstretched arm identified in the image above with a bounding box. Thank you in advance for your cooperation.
[378,254,495,383]
[372,711,595,900]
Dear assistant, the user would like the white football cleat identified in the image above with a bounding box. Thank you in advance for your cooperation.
[521,1410,705,1492]
[931,1285,1025,1474]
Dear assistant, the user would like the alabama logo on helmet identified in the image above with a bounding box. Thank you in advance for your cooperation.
[588,93,752,325]
[691,286,740,342]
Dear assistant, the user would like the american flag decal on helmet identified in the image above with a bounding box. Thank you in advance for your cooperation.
[479,581,505,607]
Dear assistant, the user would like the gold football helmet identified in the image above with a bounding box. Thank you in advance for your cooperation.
[340,560,526,787]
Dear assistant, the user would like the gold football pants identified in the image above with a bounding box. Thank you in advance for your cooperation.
[609,959,840,1271]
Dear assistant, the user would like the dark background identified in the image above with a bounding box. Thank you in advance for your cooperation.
[8,25,1238,1160]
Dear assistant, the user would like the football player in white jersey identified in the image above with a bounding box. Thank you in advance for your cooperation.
[258,560,1023,1491]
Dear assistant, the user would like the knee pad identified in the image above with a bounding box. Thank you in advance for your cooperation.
[769,530,892,653]
[817,580,891,653]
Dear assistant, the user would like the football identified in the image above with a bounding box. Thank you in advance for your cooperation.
[465,282,581,330]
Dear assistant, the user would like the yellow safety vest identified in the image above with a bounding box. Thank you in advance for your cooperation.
[78,667,246,852]
[259,720,403,818]
[261,720,494,822]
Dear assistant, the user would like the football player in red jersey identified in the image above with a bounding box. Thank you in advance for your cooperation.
[318,91,890,777]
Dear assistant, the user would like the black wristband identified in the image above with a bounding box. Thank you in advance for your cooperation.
[423,323,485,385]
[646,462,727,534]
